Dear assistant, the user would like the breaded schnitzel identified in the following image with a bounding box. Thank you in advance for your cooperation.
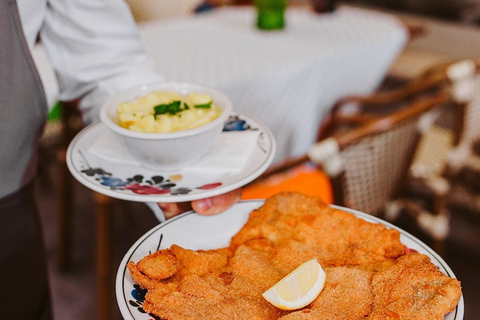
[369,253,462,320]
[127,192,462,320]
[230,192,404,272]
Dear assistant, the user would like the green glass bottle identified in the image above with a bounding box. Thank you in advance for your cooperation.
[255,0,287,31]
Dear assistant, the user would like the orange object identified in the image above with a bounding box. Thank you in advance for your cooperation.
[241,163,333,203]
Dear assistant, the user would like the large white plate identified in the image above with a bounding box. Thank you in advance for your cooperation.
[66,113,275,203]
[116,200,464,320]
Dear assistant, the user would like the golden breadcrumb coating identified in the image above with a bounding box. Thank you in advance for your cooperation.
[128,192,462,320]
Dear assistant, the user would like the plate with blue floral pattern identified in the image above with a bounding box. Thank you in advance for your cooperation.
[116,200,463,320]
[67,113,275,203]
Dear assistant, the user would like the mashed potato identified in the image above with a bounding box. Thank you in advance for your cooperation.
[117,91,223,133]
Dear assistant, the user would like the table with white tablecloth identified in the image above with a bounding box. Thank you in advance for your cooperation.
[138,5,409,163]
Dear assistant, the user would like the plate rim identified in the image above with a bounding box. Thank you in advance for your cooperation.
[66,113,276,203]
[116,200,464,320]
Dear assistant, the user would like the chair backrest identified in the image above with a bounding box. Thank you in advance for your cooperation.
[308,91,452,215]
[412,59,480,178]
[448,62,480,145]
[318,59,479,142]
[317,66,451,141]
[247,61,474,215]
[417,59,480,144]
[335,120,419,214]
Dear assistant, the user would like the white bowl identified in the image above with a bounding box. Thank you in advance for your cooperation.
[100,81,233,171]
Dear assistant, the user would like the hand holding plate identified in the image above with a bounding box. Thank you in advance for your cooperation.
[158,188,242,219]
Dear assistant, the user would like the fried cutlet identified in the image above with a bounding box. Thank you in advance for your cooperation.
[127,192,462,320]
[129,242,288,320]
[231,192,405,271]
[279,266,374,320]
[369,252,462,320]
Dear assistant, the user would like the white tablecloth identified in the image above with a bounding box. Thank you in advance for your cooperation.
[139,6,408,163]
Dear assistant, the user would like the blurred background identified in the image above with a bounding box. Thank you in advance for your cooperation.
[35,0,480,319]
[343,0,480,25]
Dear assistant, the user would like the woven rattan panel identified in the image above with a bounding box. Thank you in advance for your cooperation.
[411,124,454,179]
[340,120,418,215]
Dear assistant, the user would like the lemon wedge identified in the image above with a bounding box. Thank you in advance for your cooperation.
[262,259,326,310]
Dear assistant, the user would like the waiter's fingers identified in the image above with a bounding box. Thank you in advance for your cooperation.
[191,188,242,216]
[157,202,192,219]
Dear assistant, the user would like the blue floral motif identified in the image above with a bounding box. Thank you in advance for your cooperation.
[78,164,187,195]
[79,164,227,197]
[99,176,130,188]
[129,284,164,319]
[223,115,256,132]
[131,284,147,303]
[129,285,147,314]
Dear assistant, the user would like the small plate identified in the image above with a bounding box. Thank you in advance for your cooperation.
[66,113,275,203]
[116,201,464,320]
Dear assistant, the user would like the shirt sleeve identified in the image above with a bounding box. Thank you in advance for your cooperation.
[39,0,164,123]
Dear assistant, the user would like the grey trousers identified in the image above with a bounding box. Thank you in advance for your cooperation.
[0,182,53,319]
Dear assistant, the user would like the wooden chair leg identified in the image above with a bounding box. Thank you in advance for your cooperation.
[94,192,115,320]
[55,149,73,272]
[55,100,83,272]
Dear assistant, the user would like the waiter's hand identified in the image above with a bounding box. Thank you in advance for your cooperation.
[157,188,242,220]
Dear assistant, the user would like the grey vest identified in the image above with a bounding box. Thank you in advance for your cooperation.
[0,0,48,198]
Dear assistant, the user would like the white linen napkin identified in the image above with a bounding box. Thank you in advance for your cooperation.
[87,129,260,174]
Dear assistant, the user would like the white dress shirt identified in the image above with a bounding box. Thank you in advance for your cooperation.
[17,0,164,123]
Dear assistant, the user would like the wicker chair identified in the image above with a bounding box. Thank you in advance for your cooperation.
[255,89,455,255]
[317,62,456,141]
[377,59,480,250]
[261,91,451,210]
[311,92,452,213]
[312,59,480,255]
[425,60,480,214]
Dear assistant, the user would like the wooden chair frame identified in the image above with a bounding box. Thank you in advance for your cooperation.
[252,90,455,255]
[316,60,478,143]
[259,60,480,256]
[253,90,452,254]
[258,90,452,202]
[56,100,117,320]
